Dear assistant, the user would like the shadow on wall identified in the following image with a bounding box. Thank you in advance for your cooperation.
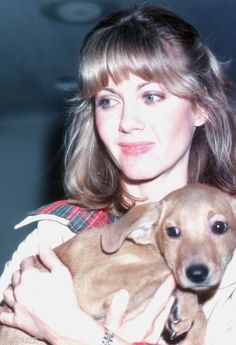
[0,110,65,274]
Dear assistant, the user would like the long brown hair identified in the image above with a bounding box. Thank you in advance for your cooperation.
[64,4,236,214]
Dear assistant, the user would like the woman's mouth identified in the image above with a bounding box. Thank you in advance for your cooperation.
[118,142,154,156]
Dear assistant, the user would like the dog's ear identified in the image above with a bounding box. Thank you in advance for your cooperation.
[101,202,161,253]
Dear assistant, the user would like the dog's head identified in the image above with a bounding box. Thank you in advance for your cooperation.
[101,183,236,291]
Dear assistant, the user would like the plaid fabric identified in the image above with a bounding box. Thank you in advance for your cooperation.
[28,200,120,234]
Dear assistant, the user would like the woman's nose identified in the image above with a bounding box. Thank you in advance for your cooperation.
[119,104,145,133]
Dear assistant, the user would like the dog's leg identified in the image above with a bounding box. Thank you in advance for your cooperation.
[165,290,206,345]
[180,308,206,345]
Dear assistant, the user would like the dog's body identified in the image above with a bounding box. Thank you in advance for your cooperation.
[1,183,236,345]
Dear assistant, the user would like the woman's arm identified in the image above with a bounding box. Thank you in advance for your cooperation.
[0,219,74,303]
[0,249,175,345]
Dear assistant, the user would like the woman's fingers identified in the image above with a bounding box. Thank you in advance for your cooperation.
[37,249,75,301]
[38,247,66,272]
[13,269,41,305]
[145,295,175,343]
[138,274,175,325]
[11,269,21,286]
[105,274,176,343]
[131,275,175,342]
[0,309,15,326]
[2,286,15,308]
[105,289,130,331]
[19,256,38,272]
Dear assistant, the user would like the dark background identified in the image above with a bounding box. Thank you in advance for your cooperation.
[0,0,236,273]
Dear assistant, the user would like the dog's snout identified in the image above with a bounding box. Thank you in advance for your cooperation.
[186,264,209,284]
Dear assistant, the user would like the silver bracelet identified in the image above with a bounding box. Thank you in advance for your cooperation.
[101,327,114,345]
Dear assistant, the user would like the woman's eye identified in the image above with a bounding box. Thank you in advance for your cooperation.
[144,93,164,104]
[97,98,118,109]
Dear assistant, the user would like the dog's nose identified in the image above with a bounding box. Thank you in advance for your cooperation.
[186,264,209,283]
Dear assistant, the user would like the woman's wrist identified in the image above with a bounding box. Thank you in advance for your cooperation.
[49,318,130,345]
[46,311,113,345]
[44,308,155,345]
[51,328,130,345]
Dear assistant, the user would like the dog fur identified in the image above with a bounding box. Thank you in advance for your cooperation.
[1,183,236,345]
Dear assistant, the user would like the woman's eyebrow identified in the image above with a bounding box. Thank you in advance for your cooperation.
[97,82,161,94]
[97,87,116,94]
[137,82,151,89]
[137,81,159,90]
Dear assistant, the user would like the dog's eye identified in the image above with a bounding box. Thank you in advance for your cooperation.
[211,221,228,235]
[166,227,181,238]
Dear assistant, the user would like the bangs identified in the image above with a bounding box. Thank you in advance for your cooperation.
[79,24,192,98]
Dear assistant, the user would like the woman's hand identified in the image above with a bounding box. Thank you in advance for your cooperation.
[105,275,175,344]
[0,249,102,345]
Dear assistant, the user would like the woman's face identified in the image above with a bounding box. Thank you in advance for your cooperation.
[95,73,205,183]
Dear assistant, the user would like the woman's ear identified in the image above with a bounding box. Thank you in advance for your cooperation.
[193,106,208,127]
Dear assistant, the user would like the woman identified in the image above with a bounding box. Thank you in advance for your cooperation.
[0,4,236,345]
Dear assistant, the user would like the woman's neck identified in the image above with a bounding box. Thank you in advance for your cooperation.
[124,171,188,204]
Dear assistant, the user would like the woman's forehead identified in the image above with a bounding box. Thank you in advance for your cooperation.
[96,72,163,91]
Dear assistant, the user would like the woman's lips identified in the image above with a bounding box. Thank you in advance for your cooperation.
[118,142,154,156]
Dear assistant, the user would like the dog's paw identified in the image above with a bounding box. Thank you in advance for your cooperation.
[166,297,193,340]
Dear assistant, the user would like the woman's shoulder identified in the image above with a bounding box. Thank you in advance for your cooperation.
[0,201,120,302]
[15,200,120,234]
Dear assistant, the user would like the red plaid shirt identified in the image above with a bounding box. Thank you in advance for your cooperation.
[29,200,120,233]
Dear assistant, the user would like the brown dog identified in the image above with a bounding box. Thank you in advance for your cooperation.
[1,183,236,345]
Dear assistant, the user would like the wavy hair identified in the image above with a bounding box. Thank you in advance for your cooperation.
[64,4,236,214]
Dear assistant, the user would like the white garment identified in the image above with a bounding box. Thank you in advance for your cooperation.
[1,214,236,345]
[0,215,75,302]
